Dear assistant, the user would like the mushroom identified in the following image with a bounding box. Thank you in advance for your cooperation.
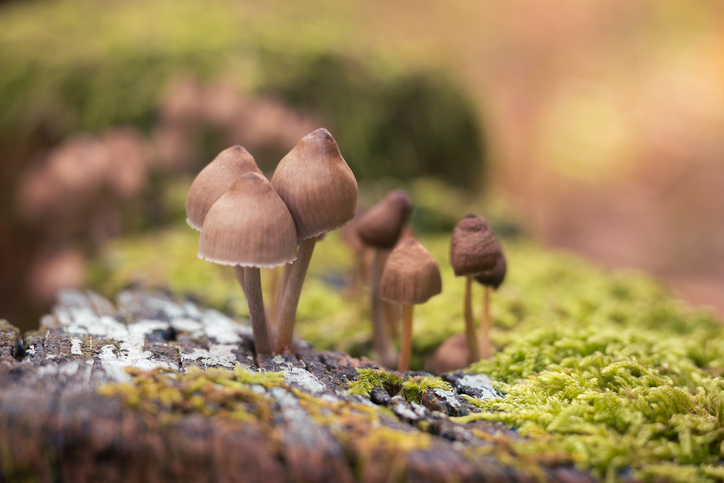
[198,172,297,355]
[379,237,442,371]
[355,190,413,368]
[450,214,502,362]
[271,128,358,354]
[185,145,264,301]
[474,252,507,359]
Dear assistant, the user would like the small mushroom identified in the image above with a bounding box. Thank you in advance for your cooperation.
[379,237,442,371]
[450,214,502,362]
[427,333,471,375]
[198,172,297,354]
[474,253,507,359]
[355,190,412,368]
[271,128,358,354]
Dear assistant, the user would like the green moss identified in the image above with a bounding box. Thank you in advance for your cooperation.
[400,376,452,404]
[455,320,724,482]
[347,368,403,397]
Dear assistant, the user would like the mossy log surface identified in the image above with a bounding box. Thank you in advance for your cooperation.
[0,290,594,483]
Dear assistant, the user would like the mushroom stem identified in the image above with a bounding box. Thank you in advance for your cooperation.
[241,266,274,355]
[276,262,292,322]
[399,305,414,371]
[234,265,248,294]
[464,276,481,361]
[370,250,397,367]
[235,265,274,338]
[275,237,316,354]
[268,265,280,325]
[480,286,492,359]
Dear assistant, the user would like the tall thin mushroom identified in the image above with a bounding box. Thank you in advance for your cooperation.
[271,128,358,354]
[475,252,506,359]
[198,173,297,354]
[355,190,412,368]
[450,214,501,362]
[379,237,441,371]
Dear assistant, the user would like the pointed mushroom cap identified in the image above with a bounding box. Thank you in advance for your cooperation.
[186,145,262,230]
[271,128,358,240]
[450,214,502,277]
[379,237,442,305]
[198,172,297,268]
[356,190,412,249]
[474,252,507,289]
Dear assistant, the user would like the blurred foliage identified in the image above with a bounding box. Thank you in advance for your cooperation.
[0,0,484,188]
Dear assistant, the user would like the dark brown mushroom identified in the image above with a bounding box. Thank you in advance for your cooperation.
[450,214,502,361]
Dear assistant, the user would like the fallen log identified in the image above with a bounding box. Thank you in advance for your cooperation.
[0,289,594,482]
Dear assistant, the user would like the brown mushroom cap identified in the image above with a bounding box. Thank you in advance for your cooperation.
[474,252,507,289]
[356,190,412,249]
[186,145,262,230]
[379,237,442,305]
[271,128,358,240]
[198,172,297,268]
[450,214,502,277]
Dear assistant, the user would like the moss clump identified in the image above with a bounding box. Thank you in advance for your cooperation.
[457,322,724,482]
[400,376,452,404]
[347,368,403,397]
[346,369,451,405]
[98,365,284,424]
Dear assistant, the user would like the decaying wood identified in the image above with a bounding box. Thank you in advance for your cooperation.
[0,289,594,483]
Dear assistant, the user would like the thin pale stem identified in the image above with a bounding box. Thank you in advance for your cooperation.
[370,249,397,367]
[464,276,481,361]
[480,286,492,359]
[399,305,414,372]
[275,237,317,354]
[235,265,274,340]
[268,265,280,325]
[241,266,273,355]
[276,261,293,324]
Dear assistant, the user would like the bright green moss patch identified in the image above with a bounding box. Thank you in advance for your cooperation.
[347,368,403,397]
[347,369,451,404]
[459,316,724,482]
[400,376,452,404]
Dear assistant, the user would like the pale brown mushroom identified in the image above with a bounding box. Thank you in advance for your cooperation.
[198,173,297,354]
[379,237,441,371]
[271,128,358,354]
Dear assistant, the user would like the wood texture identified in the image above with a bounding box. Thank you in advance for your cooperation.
[0,289,594,483]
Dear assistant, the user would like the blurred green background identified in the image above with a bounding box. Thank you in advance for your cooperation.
[2,0,724,334]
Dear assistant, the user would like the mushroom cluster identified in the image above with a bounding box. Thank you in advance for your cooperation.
[186,128,357,356]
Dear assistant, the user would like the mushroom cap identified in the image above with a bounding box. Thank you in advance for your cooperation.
[450,214,502,277]
[185,145,262,230]
[198,172,297,268]
[474,252,507,289]
[356,190,412,249]
[271,128,358,240]
[379,237,442,305]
